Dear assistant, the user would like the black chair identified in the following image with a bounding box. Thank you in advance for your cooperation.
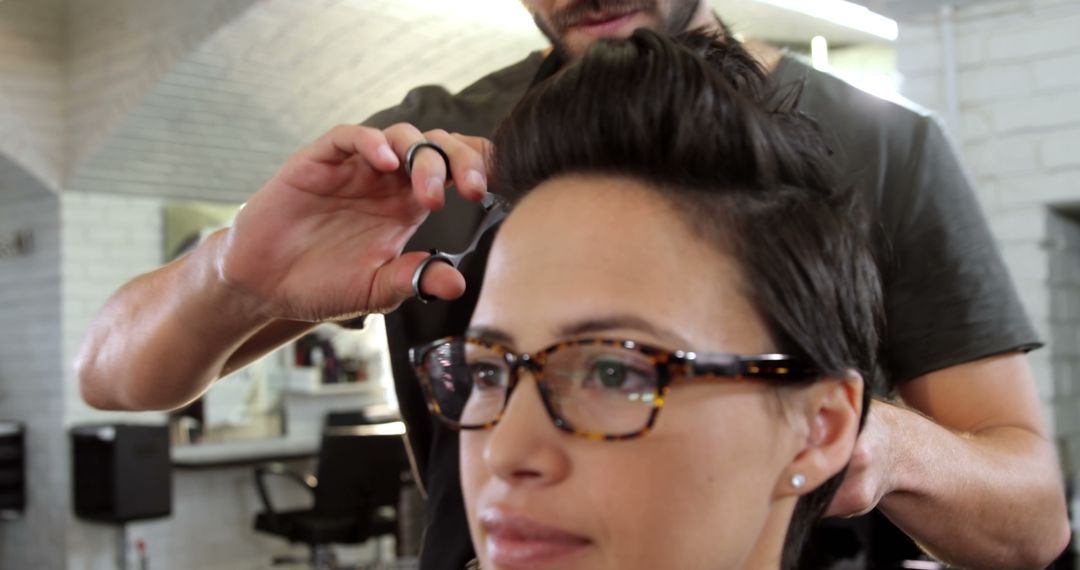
[254,423,409,569]
[324,410,371,428]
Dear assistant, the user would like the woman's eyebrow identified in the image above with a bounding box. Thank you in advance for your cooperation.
[464,325,514,345]
[556,315,692,347]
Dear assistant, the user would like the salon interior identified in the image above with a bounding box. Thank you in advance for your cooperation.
[1,0,1079,568]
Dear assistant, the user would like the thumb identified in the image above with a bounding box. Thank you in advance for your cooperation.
[369,251,468,311]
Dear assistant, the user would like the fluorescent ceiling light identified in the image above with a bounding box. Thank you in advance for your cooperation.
[753,0,899,41]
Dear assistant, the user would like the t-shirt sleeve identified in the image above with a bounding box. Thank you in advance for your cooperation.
[881,116,1042,384]
[360,85,455,130]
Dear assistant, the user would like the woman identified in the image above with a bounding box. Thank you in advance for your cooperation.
[410,30,883,570]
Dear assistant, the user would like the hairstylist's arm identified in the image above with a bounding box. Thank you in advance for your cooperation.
[76,124,491,411]
[826,352,1070,568]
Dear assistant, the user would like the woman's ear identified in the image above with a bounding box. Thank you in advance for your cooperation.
[775,370,864,498]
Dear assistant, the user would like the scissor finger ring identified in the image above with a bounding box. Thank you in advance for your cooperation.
[411,250,456,304]
[404,140,451,177]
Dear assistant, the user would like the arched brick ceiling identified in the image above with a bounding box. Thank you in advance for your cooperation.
[0,153,56,203]
[0,0,64,193]
[69,0,547,201]
[0,0,261,194]
[65,0,262,176]
[3,0,909,199]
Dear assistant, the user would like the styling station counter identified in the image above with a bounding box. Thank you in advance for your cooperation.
[172,380,393,469]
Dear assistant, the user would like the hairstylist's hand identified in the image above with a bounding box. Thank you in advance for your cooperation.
[824,400,899,518]
[218,124,491,322]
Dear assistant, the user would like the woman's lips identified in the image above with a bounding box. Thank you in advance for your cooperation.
[481,510,592,568]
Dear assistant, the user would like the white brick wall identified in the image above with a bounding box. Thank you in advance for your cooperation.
[896,0,1080,504]
[0,173,65,569]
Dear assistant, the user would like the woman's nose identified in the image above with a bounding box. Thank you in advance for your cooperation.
[483,374,571,486]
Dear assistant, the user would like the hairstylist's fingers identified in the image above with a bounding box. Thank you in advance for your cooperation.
[304,124,400,171]
[417,259,467,301]
[369,252,467,311]
[424,129,488,201]
[451,133,494,163]
[384,123,448,211]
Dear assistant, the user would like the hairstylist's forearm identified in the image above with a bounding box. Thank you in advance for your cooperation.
[879,407,1067,568]
[75,230,307,411]
[881,357,1070,568]
[77,123,488,411]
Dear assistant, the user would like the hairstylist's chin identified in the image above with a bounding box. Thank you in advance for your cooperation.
[479,507,594,569]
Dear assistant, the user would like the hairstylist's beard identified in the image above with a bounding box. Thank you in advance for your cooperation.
[533,0,701,60]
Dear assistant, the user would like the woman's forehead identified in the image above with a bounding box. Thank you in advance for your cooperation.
[473,175,773,355]
[503,174,703,257]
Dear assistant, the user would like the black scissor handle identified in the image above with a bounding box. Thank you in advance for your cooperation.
[411,250,457,304]
[404,141,450,177]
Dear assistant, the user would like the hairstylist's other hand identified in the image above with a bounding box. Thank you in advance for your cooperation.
[219,124,491,322]
[824,399,899,518]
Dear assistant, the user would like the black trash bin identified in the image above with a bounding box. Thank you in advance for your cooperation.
[71,423,172,523]
[0,422,25,519]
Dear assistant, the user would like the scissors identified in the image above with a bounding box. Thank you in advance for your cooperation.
[405,141,509,304]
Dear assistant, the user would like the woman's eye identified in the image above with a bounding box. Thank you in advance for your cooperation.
[586,358,652,392]
[469,362,505,389]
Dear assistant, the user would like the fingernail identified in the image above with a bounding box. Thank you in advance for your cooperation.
[466,169,487,192]
[427,177,443,200]
[378,144,398,166]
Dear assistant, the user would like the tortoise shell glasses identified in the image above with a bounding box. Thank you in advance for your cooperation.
[410,336,820,441]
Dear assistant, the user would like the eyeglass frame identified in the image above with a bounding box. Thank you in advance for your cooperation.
[409,336,820,441]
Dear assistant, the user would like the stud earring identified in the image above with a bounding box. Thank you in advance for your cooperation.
[791,473,807,489]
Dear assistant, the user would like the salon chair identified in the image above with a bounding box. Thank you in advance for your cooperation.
[254,423,409,569]
[323,408,424,561]
[324,410,371,428]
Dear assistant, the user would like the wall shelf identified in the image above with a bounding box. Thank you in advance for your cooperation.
[284,382,384,397]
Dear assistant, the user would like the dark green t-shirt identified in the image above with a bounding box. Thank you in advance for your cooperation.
[364,51,1040,570]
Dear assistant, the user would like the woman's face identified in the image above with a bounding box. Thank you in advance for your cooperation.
[462,175,814,570]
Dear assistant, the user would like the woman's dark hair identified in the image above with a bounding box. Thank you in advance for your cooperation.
[491,28,884,569]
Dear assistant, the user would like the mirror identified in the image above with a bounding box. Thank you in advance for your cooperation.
[163,201,286,445]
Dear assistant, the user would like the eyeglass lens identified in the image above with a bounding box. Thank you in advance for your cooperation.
[421,341,661,436]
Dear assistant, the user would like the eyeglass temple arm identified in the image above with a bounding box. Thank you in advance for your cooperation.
[686,353,818,381]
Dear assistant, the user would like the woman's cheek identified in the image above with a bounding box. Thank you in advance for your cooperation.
[460,433,489,524]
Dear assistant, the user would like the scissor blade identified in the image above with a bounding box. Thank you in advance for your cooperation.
[459,201,507,259]
[480,192,509,213]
